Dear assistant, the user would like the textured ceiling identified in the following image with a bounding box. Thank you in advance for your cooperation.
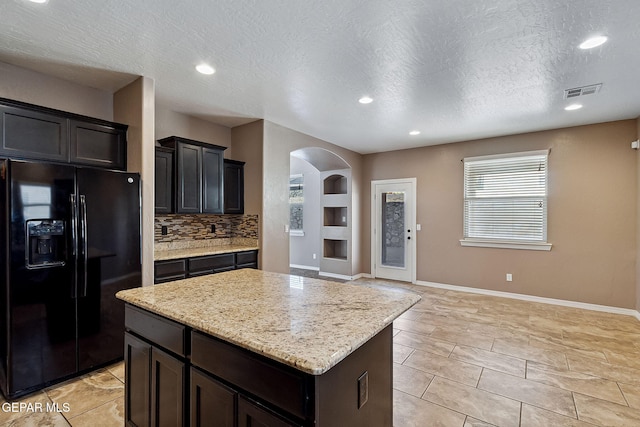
[1,0,639,154]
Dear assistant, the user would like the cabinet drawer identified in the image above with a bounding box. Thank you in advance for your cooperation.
[191,332,311,420]
[125,305,187,357]
[235,250,257,266]
[155,259,187,283]
[189,254,235,273]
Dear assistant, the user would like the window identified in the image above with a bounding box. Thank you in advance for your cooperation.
[461,150,551,251]
[289,174,304,236]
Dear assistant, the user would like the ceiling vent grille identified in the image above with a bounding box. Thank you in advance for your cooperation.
[564,83,602,99]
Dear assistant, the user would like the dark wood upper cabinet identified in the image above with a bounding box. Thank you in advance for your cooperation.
[0,98,127,170]
[224,159,245,214]
[155,147,174,214]
[157,136,226,214]
[69,120,127,169]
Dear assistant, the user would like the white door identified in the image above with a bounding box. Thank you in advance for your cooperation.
[371,179,416,283]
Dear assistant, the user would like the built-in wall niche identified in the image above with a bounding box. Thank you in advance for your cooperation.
[323,174,348,195]
[324,207,347,227]
[323,239,347,260]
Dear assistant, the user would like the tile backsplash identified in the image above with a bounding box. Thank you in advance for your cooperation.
[155,214,259,243]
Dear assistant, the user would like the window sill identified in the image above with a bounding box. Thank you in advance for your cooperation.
[460,239,552,251]
[290,230,305,237]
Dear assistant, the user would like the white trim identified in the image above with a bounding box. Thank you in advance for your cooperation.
[370,178,417,284]
[416,280,640,318]
[289,230,305,237]
[289,264,319,271]
[319,271,354,281]
[462,149,550,163]
[460,239,552,251]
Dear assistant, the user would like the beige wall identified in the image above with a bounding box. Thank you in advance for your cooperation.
[114,77,156,286]
[637,117,640,312]
[155,105,231,150]
[0,62,113,120]
[362,120,638,309]
[261,121,363,274]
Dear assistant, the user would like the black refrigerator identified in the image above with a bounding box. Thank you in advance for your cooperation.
[0,159,141,398]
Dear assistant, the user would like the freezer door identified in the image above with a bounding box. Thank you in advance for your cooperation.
[7,161,77,396]
[76,168,141,371]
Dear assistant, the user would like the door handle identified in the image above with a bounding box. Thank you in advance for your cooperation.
[79,194,88,298]
[70,194,78,298]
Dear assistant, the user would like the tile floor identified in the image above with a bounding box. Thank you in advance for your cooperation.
[2,278,640,426]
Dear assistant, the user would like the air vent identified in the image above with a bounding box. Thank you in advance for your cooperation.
[564,84,602,99]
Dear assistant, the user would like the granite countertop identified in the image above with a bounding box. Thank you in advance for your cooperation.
[116,269,420,375]
[154,244,259,261]
[154,238,259,261]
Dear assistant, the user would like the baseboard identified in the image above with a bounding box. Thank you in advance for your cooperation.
[289,264,320,271]
[417,280,640,319]
[319,271,354,281]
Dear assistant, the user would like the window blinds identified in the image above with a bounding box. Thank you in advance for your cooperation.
[463,151,548,242]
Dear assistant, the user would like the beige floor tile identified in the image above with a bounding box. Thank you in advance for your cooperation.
[394,330,455,357]
[450,345,526,377]
[567,354,640,387]
[393,363,434,398]
[478,369,576,418]
[562,331,640,355]
[393,390,466,427]
[393,317,437,336]
[106,362,125,384]
[574,393,640,426]
[44,369,124,420]
[0,390,56,425]
[527,360,627,405]
[520,404,595,427]
[619,383,640,409]
[492,337,568,369]
[404,350,482,387]
[67,397,124,427]
[423,376,521,427]
[528,335,608,361]
[394,342,415,363]
[463,417,496,427]
[429,327,494,351]
[397,309,423,321]
[603,349,640,371]
[4,410,70,427]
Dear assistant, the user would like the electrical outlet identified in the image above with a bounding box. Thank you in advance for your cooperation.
[210,224,216,233]
[312,253,317,259]
[506,273,513,282]
[357,371,368,409]
[161,226,168,236]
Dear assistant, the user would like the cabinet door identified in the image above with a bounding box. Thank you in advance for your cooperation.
[151,347,185,427]
[224,160,244,214]
[155,149,174,213]
[190,368,237,427]
[202,147,224,214]
[0,104,68,162]
[238,396,300,427]
[154,259,187,284]
[69,120,127,169]
[125,332,151,427]
[176,143,202,213]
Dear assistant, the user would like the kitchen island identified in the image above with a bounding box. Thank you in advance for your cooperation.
[116,269,420,426]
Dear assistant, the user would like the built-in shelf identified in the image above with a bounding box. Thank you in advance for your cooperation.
[323,239,348,260]
[323,174,348,195]
[324,207,348,227]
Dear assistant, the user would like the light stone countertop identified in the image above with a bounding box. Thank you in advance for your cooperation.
[154,244,259,261]
[116,269,420,375]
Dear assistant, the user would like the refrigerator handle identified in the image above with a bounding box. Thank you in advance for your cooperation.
[70,194,78,298]
[79,194,88,298]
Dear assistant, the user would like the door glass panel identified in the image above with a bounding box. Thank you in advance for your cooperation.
[381,191,405,268]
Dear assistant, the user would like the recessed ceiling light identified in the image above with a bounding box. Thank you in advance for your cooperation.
[195,64,215,75]
[409,130,421,136]
[358,96,373,104]
[28,0,48,3]
[579,36,608,49]
[564,103,583,111]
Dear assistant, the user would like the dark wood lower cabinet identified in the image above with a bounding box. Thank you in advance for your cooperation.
[124,305,392,427]
[154,250,258,284]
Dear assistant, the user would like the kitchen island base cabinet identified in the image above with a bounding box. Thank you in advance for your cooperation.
[124,304,393,426]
